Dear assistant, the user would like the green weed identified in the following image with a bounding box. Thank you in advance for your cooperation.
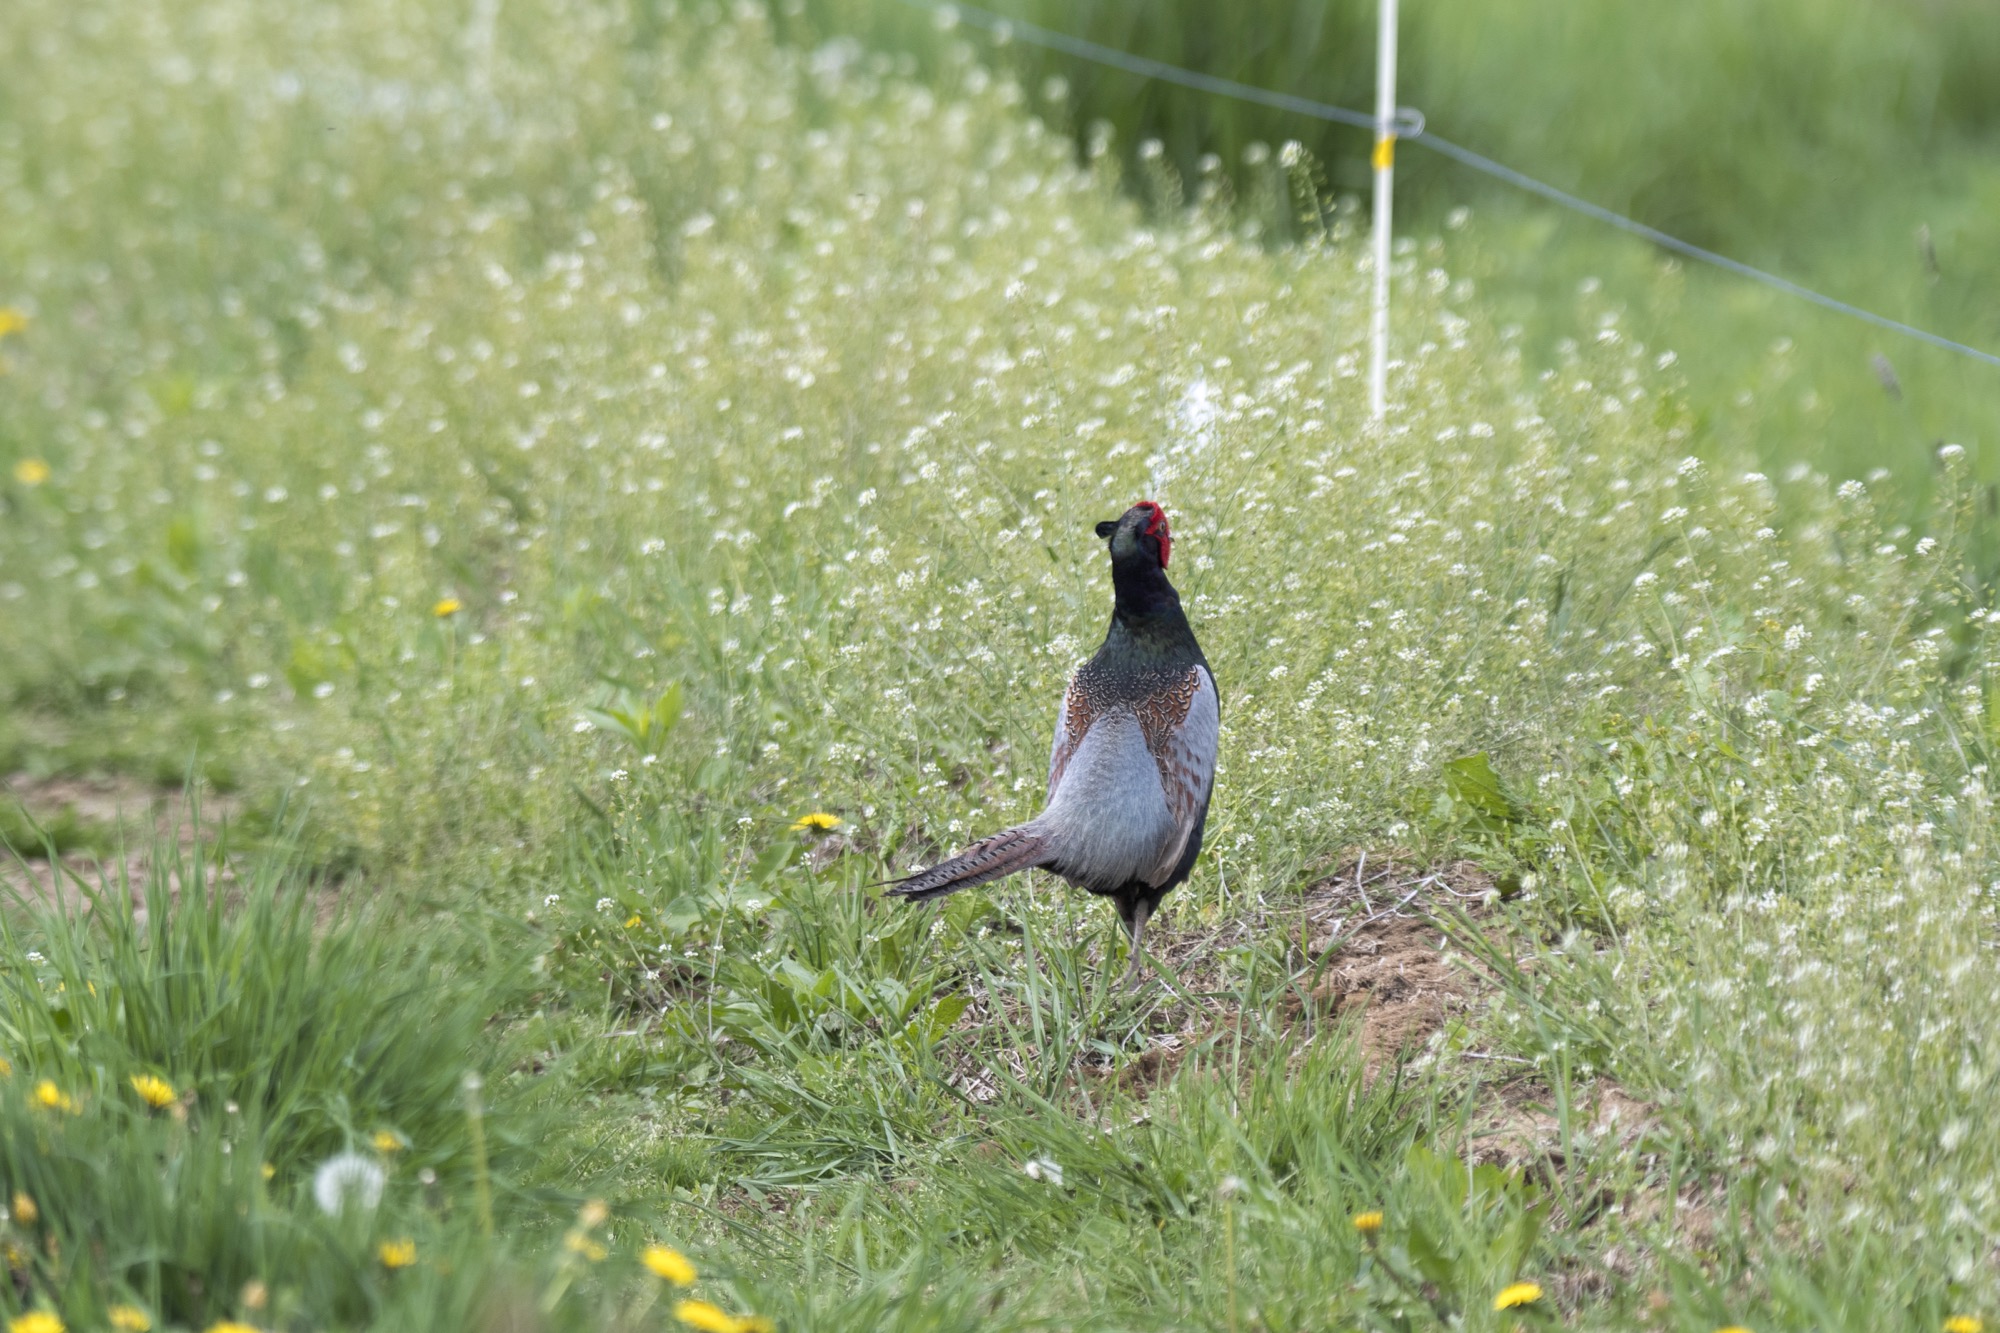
[0,0,1996,1328]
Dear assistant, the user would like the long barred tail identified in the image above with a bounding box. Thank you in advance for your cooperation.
[887,824,1053,903]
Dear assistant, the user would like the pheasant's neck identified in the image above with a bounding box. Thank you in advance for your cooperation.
[1110,558,1177,618]
[1104,561,1200,665]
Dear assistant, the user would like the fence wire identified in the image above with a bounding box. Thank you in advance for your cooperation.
[903,0,2000,370]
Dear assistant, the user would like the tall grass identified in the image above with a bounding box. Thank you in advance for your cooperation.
[780,0,2000,500]
[1,0,1998,1328]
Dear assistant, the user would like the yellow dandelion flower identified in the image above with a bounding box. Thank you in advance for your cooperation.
[9,1313,64,1333]
[32,1080,76,1113]
[10,1192,36,1225]
[205,1323,262,1333]
[789,811,841,831]
[1945,1319,1985,1333]
[673,1301,745,1333]
[372,1129,404,1154]
[0,310,25,338]
[1493,1281,1543,1311]
[130,1073,176,1108]
[13,459,50,487]
[378,1238,417,1269]
[1351,1209,1383,1235]
[625,914,643,929]
[642,1243,697,1286]
[564,1231,608,1262]
[433,597,462,618]
[1715,1326,1753,1333]
[108,1307,152,1332]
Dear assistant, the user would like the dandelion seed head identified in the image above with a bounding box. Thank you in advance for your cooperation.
[311,1151,386,1216]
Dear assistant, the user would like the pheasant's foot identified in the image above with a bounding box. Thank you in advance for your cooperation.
[1121,899,1153,989]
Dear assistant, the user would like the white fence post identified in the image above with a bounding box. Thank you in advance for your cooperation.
[1368,0,1399,420]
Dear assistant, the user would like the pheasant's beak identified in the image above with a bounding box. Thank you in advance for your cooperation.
[1094,519,1118,539]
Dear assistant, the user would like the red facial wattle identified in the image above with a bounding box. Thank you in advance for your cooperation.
[1135,499,1172,568]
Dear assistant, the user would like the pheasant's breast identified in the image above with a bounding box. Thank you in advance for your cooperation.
[1039,710,1176,891]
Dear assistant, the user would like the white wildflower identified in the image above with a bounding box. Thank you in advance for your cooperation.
[312,1151,386,1216]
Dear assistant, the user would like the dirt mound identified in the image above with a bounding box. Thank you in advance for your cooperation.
[1308,908,1475,1069]
[1467,1077,1659,1170]
[1272,854,1498,1075]
[1091,855,1499,1093]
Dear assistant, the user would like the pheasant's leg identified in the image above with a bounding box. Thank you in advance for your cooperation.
[1122,898,1153,986]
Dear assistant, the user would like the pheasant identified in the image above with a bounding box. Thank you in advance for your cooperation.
[888,500,1219,976]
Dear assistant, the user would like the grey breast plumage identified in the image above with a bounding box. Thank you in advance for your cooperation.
[1039,663,1219,890]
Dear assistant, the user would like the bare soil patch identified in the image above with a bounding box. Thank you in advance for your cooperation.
[939,852,1665,1190]
[940,855,1505,1102]
[1289,856,1495,1074]
[1,773,241,907]
[1149,854,1500,1083]
[1466,1074,1660,1170]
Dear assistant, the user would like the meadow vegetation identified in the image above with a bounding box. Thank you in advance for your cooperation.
[0,0,1997,1329]
[790,0,2000,503]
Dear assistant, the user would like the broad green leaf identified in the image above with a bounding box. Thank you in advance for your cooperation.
[1444,752,1517,824]
[927,993,969,1040]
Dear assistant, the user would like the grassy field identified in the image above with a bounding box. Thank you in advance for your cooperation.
[2,1,1999,1329]
[787,0,2000,506]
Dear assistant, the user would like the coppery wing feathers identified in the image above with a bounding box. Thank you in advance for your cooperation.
[1047,675,1094,803]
